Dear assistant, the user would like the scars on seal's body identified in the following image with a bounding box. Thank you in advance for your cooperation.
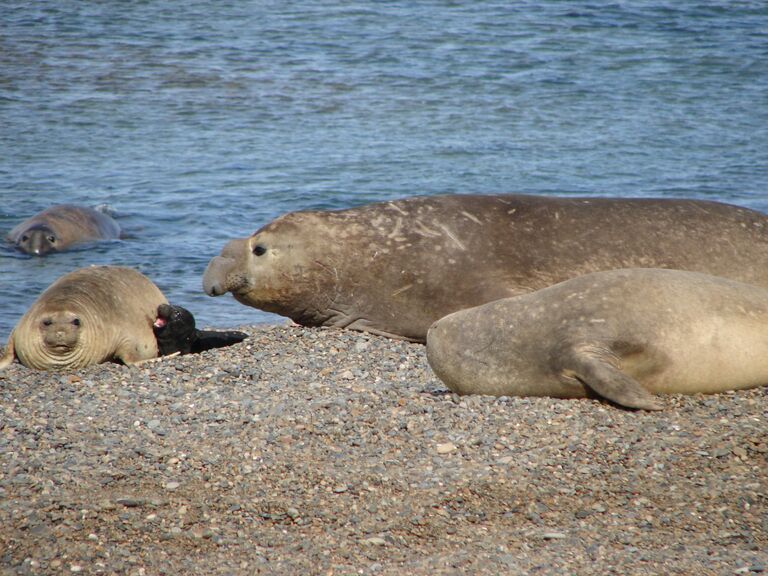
[426,268,768,410]
[6,204,121,256]
[203,193,768,342]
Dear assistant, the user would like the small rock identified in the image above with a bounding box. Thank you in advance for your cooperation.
[436,443,457,454]
[116,498,145,508]
[361,537,387,546]
[164,481,180,491]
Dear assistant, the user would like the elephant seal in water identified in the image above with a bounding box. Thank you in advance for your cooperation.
[153,303,248,356]
[426,268,768,410]
[203,193,768,342]
[6,204,121,256]
[0,266,166,371]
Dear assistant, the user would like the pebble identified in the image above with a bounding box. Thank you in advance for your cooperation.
[0,325,765,576]
[116,498,145,508]
[361,537,387,546]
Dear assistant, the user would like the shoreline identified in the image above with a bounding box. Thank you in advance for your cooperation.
[1,324,766,575]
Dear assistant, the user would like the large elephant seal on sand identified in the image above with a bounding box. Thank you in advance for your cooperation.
[0,266,167,371]
[6,204,121,256]
[203,194,768,342]
[427,268,768,410]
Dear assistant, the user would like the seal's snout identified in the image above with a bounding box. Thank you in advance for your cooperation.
[425,317,447,360]
[427,314,452,340]
[426,318,441,341]
[202,256,235,296]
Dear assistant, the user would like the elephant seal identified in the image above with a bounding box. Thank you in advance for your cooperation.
[6,204,121,256]
[0,266,166,371]
[153,303,248,356]
[203,193,768,342]
[426,268,768,410]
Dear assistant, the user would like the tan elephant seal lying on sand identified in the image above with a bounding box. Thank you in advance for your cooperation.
[6,204,121,256]
[0,266,166,371]
[426,268,768,410]
[203,193,768,342]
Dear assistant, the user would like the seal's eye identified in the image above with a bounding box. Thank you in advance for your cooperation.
[21,235,29,242]
[72,318,81,326]
[253,244,267,256]
[47,235,56,243]
[42,319,53,327]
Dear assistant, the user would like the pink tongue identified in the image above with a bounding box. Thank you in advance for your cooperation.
[153,317,167,328]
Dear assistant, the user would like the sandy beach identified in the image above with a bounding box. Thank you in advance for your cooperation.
[1,324,766,575]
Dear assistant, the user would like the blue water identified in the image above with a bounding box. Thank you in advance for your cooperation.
[2,1,767,338]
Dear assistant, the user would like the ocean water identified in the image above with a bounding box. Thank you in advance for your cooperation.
[2,1,767,338]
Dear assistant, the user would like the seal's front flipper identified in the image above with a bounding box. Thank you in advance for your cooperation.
[192,330,248,353]
[561,346,663,411]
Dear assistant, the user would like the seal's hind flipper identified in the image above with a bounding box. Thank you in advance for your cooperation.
[0,336,16,370]
[192,330,248,353]
[561,345,663,411]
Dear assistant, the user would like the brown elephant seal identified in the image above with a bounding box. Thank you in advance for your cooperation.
[0,266,167,371]
[203,193,768,342]
[426,268,768,410]
[6,204,121,256]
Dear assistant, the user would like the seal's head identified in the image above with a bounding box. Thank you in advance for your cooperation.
[12,301,98,370]
[15,224,58,256]
[153,303,197,356]
[203,213,333,318]
[39,310,83,353]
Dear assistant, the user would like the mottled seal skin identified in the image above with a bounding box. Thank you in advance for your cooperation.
[426,268,768,410]
[153,303,248,356]
[6,204,121,256]
[0,266,167,371]
[203,193,768,342]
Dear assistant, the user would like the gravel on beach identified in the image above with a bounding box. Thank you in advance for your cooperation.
[1,324,766,575]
